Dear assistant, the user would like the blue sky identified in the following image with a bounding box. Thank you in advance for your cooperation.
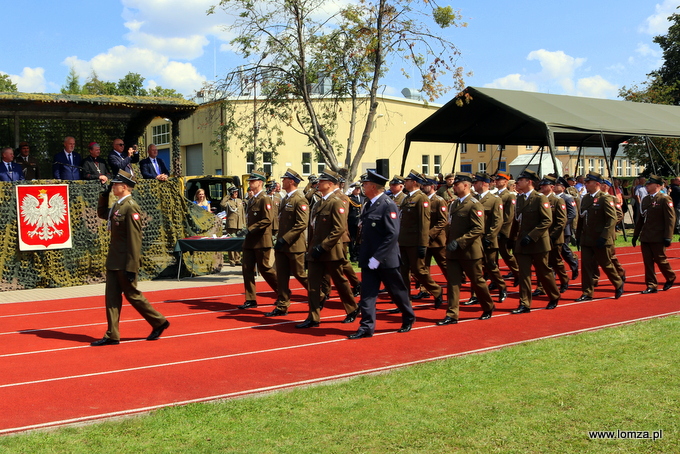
[1,0,676,101]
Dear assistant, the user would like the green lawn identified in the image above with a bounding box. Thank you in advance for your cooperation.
[1,316,677,453]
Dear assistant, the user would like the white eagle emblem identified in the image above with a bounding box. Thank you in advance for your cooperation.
[20,189,67,240]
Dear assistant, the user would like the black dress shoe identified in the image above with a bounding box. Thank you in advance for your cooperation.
[386,307,401,314]
[572,269,579,280]
[238,300,257,309]
[488,282,498,291]
[498,290,507,303]
[615,283,624,299]
[461,296,478,306]
[641,287,657,294]
[295,320,319,329]
[433,295,443,309]
[90,337,120,346]
[663,279,675,291]
[412,291,430,300]
[147,320,170,340]
[352,284,361,297]
[559,282,569,293]
[342,308,360,323]
[264,308,288,317]
[531,289,545,297]
[436,316,458,325]
[502,272,514,279]
[347,330,372,339]
[479,310,493,320]
[511,305,531,314]
[397,323,412,333]
[546,299,559,310]
[575,294,593,302]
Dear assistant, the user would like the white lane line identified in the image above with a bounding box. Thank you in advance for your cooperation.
[1,310,677,436]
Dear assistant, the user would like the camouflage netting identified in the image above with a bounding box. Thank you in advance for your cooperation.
[0,178,224,291]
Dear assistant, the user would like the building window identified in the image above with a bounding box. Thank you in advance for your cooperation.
[497,161,507,171]
[152,123,171,146]
[263,152,273,176]
[421,155,430,175]
[624,159,631,177]
[577,160,584,176]
[478,162,487,172]
[460,164,472,173]
[526,145,533,150]
[478,144,486,153]
[588,158,594,173]
[616,159,622,176]
[246,152,254,174]
[317,155,326,174]
[497,145,506,152]
[598,159,604,174]
[302,152,311,175]
[460,143,467,154]
[434,155,442,175]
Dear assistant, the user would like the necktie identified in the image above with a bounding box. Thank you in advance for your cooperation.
[67,154,72,166]
[153,159,160,175]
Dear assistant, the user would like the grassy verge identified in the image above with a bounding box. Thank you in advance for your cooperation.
[2,316,678,453]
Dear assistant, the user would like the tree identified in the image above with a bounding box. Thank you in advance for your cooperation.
[61,67,82,94]
[82,71,117,95]
[650,11,680,104]
[208,0,467,181]
[0,74,18,92]
[116,72,148,96]
[148,86,184,98]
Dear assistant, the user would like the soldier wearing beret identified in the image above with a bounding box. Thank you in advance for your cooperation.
[348,170,416,338]
[574,172,624,302]
[495,172,520,285]
[91,171,168,346]
[437,173,494,325]
[632,175,676,293]
[510,169,560,313]
[297,170,359,328]
[238,170,280,309]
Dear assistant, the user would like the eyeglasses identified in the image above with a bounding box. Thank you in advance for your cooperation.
[114,143,124,147]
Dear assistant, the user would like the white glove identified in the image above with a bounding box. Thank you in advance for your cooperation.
[368,257,380,270]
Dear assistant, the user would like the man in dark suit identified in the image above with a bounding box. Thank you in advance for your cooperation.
[347,170,415,339]
[0,147,24,181]
[139,144,170,181]
[510,169,560,313]
[52,136,82,180]
[108,138,140,176]
[14,141,40,180]
[91,171,169,346]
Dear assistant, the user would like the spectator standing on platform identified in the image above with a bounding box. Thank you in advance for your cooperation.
[139,144,170,181]
[220,186,245,266]
[82,142,112,184]
[14,141,40,180]
[53,136,82,180]
[193,189,211,211]
[108,138,139,176]
[0,147,24,181]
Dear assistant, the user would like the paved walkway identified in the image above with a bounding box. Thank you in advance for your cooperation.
[2,266,245,304]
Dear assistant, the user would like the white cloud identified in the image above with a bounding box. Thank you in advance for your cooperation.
[3,67,47,93]
[575,75,619,99]
[484,74,538,92]
[158,61,207,95]
[640,0,677,35]
[635,42,660,58]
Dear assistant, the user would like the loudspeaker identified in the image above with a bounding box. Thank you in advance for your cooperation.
[376,159,389,178]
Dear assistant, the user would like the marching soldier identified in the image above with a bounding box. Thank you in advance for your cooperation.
[574,172,624,302]
[220,186,246,266]
[437,172,494,325]
[266,181,282,237]
[436,173,457,202]
[267,169,310,316]
[632,175,676,293]
[554,178,579,280]
[495,172,520,285]
[417,176,448,299]
[510,169,560,313]
[297,171,359,328]
[388,176,407,209]
[534,176,569,294]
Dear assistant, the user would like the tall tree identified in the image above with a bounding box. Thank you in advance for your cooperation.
[116,72,148,96]
[61,67,82,94]
[208,0,467,180]
[650,10,680,104]
[82,71,117,95]
[0,74,18,92]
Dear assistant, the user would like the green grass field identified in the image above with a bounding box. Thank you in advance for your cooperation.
[1,316,677,453]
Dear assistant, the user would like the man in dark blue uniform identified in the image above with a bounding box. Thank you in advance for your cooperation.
[348,170,416,339]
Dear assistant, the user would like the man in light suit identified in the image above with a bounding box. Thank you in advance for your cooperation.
[108,138,139,176]
[347,170,415,339]
[139,144,170,181]
[52,136,82,180]
[0,147,24,181]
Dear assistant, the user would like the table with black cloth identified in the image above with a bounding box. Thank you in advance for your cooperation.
[173,237,244,279]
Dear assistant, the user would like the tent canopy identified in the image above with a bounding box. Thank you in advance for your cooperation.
[402,86,680,174]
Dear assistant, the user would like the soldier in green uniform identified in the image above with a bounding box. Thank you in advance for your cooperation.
[238,170,280,309]
[399,170,444,308]
[495,172,519,285]
[91,171,168,346]
[266,180,282,237]
[510,169,560,313]
[632,175,676,293]
[389,176,407,209]
[437,172,494,325]
[220,186,245,266]
[297,171,359,328]
[267,169,309,316]
[534,175,569,294]
[574,172,624,302]
[436,173,457,202]
[415,176,448,299]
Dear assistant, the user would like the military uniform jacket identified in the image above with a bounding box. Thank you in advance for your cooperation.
[358,193,401,269]
[97,194,143,273]
[391,191,407,209]
[427,193,448,248]
[546,192,567,245]
[269,192,282,232]
[497,188,516,237]
[565,186,581,231]
[14,155,40,180]
[308,194,347,261]
[577,190,617,247]
[436,185,456,202]
[512,190,553,254]
[221,197,245,230]
[633,192,676,242]
[334,189,352,243]
[476,191,503,248]
[278,190,309,253]
[244,191,274,249]
[446,196,485,260]
[398,189,430,247]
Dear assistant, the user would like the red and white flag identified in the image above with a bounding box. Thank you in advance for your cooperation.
[16,184,72,251]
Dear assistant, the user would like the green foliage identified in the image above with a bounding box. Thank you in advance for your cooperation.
[60,67,82,94]
[116,72,148,96]
[0,73,18,92]
[62,70,185,99]
[651,12,680,104]
[82,71,117,95]
[148,86,185,99]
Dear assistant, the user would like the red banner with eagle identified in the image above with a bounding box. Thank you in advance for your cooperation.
[16,184,72,251]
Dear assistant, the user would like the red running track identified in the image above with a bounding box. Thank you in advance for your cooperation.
[1,246,679,434]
